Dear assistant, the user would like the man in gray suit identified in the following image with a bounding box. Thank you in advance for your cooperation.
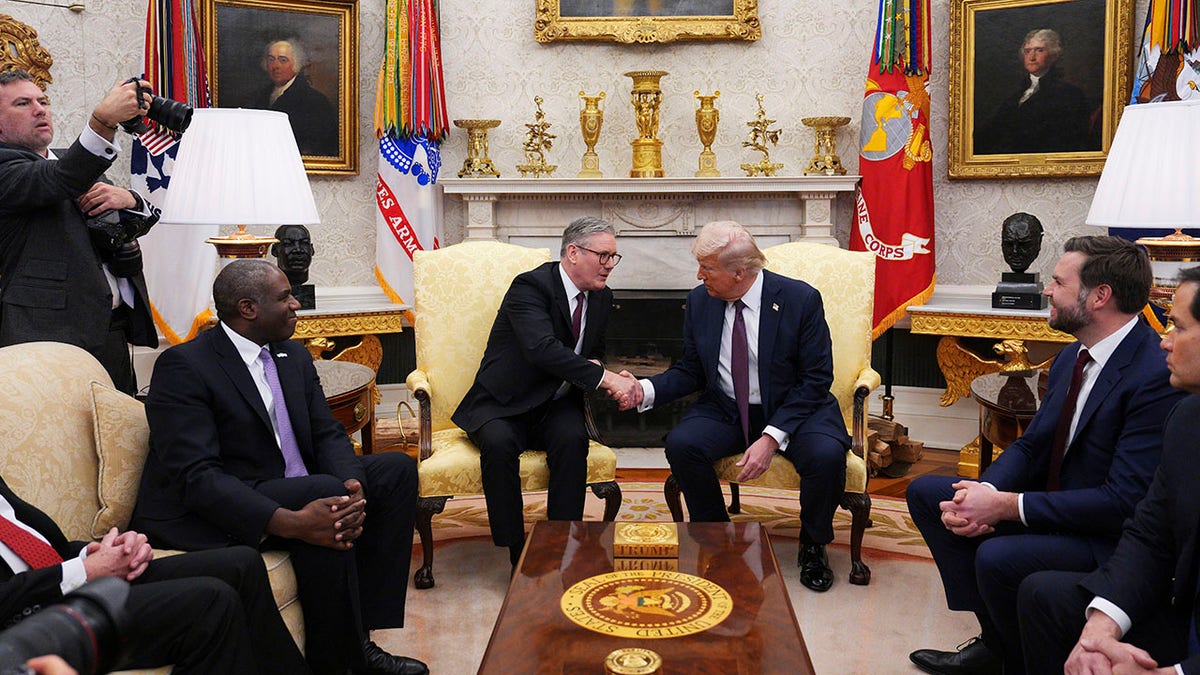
[0,69,159,394]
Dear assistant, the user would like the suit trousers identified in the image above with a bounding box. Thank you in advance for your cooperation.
[469,395,590,548]
[99,305,136,396]
[257,452,418,675]
[1018,570,1188,674]
[908,475,1112,673]
[120,546,308,675]
[663,400,845,544]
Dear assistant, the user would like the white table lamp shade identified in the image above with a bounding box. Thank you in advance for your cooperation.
[161,108,320,226]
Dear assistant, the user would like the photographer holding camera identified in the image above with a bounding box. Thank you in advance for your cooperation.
[0,69,160,395]
[0,475,308,674]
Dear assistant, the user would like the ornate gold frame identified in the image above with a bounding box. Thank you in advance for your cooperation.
[948,0,1133,179]
[0,14,54,90]
[202,0,358,175]
[535,0,760,43]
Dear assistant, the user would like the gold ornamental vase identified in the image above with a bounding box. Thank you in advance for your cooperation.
[578,91,606,178]
[801,116,851,176]
[454,119,501,178]
[625,70,668,178]
[693,90,720,177]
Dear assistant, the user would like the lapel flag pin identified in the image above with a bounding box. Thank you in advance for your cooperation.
[276,353,288,358]
[772,303,780,312]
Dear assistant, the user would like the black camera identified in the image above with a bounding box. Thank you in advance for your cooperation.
[119,76,192,135]
[0,578,131,675]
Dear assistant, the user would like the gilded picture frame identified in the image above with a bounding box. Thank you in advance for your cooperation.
[534,0,760,43]
[948,0,1133,179]
[202,0,358,174]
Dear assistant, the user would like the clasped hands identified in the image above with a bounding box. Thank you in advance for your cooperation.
[938,480,1019,537]
[1065,614,1169,674]
[599,367,643,411]
[272,478,367,551]
[83,527,154,582]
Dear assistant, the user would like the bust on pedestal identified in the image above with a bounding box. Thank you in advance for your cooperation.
[992,212,1047,310]
[272,224,316,309]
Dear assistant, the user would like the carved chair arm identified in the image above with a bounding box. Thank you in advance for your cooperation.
[404,369,433,461]
[850,366,882,495]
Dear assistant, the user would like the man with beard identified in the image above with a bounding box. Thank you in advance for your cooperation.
[907,236,1183,675]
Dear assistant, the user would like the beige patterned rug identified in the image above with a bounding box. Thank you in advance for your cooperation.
[425,482,931,560]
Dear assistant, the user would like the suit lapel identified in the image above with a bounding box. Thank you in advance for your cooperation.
[1071,324,1145,444]
[271,342,314,459]
[697,291,726,386]
[758,271,783,412]
[208,328,274,434]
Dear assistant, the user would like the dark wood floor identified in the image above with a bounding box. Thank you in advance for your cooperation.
[616,446,962,499]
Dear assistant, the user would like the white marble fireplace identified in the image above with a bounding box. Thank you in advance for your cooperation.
[441,176,860,289]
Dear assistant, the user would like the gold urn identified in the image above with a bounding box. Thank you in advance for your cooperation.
[801,116,851,176]
[578,91,606,178]
[694,90,720,177]
[625,70,668,178]
[453,119,501,178]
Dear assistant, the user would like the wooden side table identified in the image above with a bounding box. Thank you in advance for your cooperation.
[314,360,377,455]
[970,370,1044,474]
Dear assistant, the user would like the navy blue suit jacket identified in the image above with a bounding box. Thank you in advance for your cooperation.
[648,270,849,446]
[1081,395,1200,672]
[0,478,87,629]
[132,326,363,549]
[981,320,1184,539]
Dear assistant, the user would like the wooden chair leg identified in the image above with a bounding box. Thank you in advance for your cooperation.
[414,496,449,590]
[590,481,622,521]
[663,473,685,522]
[728,482,742,514]
[840,490,872,586]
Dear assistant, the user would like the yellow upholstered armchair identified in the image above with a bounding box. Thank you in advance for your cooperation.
[405,240,622,589]
[663,241,880,585]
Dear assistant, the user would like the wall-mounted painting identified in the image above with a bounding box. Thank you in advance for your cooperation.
[948,0,1133,179]
[535,0,760,43]
[203,0,358,174]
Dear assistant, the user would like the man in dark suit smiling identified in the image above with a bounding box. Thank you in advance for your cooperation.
[131,259,425,675]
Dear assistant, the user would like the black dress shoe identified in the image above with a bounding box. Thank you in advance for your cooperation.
[909,636,1002,675]
[353,640,430,675]
[799,543,833,592]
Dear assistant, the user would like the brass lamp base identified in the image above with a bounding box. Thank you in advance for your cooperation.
[1136,230,1200,311]
[206,225,277,258]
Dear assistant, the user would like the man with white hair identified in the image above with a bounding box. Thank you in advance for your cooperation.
[257,38,337,156]
[624,221,850,592]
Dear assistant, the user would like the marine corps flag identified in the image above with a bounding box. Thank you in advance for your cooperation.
[374,0,448,323]
[852,0,935,339]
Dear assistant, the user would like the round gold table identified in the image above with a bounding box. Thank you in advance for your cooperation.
[970,370,1045,473]
[314,360,376,455]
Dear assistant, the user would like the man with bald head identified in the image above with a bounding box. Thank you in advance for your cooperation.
[132,260,426,675]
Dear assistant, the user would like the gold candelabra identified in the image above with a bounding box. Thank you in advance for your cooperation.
[740,94,783,177]
[517,96,557,178]
[694,90,720,177]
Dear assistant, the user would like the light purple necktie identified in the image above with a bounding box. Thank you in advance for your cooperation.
[259,347,308,478]
[731,299,750,448]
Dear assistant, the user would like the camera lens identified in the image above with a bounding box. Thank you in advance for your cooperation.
[146,96,193,134]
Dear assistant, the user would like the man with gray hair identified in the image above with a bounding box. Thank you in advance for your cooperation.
[975,27,1094,154]
[623,221,850,592]
[453,217,637,568]
[257,38,337,155]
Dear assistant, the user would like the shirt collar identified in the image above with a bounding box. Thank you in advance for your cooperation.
[734,271,765,313]
[220,322,269,368]
[558,262,585,302]
[1084,315,1139,370]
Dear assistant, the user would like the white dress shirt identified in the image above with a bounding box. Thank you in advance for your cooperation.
[555,263,598,398]
[0,493,87,595]
[221,323,290,451]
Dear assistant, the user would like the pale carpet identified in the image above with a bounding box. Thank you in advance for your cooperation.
[370,485,976,674]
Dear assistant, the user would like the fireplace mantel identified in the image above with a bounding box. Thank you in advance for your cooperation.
[441,175,861,289]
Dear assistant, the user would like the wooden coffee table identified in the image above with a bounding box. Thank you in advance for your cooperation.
[479,520,814,674]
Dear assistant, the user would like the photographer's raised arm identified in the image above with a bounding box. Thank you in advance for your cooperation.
[85,79,150,143]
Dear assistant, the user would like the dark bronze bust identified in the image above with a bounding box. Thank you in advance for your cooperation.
[271,224,315,286]
[1000,212,1044,274]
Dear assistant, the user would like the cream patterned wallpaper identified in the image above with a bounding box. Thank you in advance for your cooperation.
[5,0,1147,288]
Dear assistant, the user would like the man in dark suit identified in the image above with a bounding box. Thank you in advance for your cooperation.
[1018,267,1200,674]
[453,217,636,567]
[0,69,159,395]
[908,236,1183,675]
[623,220,850,593]
[975,28,1096,155]
[0,475,307,674]
[257,39,338,156]
[130,260,426,675]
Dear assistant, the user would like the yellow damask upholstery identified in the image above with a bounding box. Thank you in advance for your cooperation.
[406,240,621,589]
[0,342,304,673]
[664,241,880,585]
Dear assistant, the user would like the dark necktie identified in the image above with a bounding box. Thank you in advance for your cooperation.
[0,514,63,569]
[1046,348,1092,491]
[571,292,585,345]
[259,347,308,478]
[732,299,750,447]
